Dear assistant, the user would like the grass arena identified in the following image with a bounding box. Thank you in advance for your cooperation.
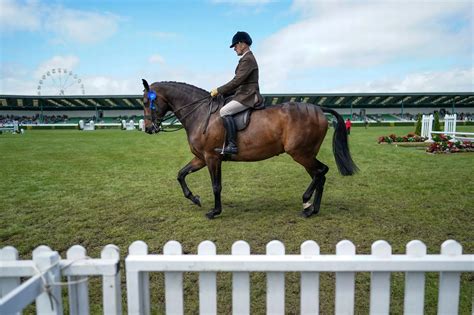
[1,125,472,313]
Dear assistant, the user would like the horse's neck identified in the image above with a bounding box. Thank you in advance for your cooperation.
[161,84,208,132]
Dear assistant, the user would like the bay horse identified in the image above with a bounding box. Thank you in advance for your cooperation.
[141,79,358,219]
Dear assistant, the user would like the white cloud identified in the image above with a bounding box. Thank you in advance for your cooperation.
[259,0,473,92]
[329,67,474,93]
[45,8,121,44]
[149,54,166,64]
[83,76,140,95]
[0,62,35,95]
[0,56,81,95]
[0,0,121,44]
[34,55,80,79]
[0,0,42,31]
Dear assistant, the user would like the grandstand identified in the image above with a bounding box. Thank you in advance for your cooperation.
[1,92,473,126]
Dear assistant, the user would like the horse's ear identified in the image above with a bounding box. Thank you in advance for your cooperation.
[142,79,150,91]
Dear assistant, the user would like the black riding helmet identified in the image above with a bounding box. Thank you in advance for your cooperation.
[230,31,252,48]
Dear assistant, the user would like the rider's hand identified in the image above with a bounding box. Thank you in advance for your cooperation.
[210,89,219,97]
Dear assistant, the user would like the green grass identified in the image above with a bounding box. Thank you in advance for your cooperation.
[1,127,473,314]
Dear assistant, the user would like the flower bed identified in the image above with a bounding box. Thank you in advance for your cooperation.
[378,133,473,153]
[377,132,427,144]
[426,134,474,154]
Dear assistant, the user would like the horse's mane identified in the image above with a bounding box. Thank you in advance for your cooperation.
[152,81,209,98]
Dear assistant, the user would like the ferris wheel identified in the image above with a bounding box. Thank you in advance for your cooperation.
[37,68,85,96]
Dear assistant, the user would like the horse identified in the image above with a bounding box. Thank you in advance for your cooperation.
[141,79,358,219]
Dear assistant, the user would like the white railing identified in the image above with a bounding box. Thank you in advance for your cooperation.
[121,120,137,131]
[78,120,95,131]
[126,239,473,315]
[423,114,474,142]
[421,114,433,139]
[0,245,121,315]
[2,240,472,315]
[0,121,19,133]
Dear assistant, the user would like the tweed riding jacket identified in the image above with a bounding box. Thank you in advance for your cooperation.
[217,51,263,108]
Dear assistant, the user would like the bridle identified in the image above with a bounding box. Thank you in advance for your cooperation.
[144,88,211,134]
[144,90,160,133]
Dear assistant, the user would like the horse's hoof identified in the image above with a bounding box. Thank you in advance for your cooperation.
[205,212,215,219]
[191,195,201,207]
[301,205,315,218]
[205,209,221,220]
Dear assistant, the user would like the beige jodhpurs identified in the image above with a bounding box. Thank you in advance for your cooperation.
[219,100,248,117]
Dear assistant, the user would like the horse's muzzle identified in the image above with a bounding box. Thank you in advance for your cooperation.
[145,123,160,134]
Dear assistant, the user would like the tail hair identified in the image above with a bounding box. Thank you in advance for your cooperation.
[321,107,359,176]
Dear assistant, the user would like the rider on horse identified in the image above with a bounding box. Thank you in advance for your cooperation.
[210,31,263,154]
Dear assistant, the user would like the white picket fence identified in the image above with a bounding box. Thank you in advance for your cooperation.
[421,114,433,139]
[0,245,121,315]
[422,114,474,142]
[1,240,473,315]
[126,239,473,315]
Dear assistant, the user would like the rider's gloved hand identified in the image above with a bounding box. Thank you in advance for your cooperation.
[210,89,219,97]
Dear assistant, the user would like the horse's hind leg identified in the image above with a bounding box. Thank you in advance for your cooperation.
[177,157,206,207]
[291,155,328,217]
[307,160,328,217]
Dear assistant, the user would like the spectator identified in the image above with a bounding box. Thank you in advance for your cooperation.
[345,118,352,135]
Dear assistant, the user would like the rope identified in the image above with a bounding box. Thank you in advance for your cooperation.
[31,256,92,311]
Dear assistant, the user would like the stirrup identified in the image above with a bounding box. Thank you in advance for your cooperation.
[214,143,238,155]
[222,145,238,154]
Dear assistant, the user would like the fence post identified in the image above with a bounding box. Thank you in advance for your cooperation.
[421,115,428,138]
[232,241,251,315]
[67,245,89,315]
[266,240,285,315]
[335,240,356,315]
[33,249,63,315]
[437,240,462,314]
[370,241,391,315]
[164,241,184,315]
[0,246,21,315]
[198,241,217,315]
[127,241,150,315]
[300,240,320,315]
[444,114,458,142]
[101,244,122,315]
[404,240,426,315]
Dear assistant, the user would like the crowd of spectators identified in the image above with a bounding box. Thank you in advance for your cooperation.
[458,112,472,121]
[1,111,472,126]
[115,115,142,122]
[0,114,146,125]
[0,114,70,125]
[350,113,363,121]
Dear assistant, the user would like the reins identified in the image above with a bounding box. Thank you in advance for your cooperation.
[155,94,212,133]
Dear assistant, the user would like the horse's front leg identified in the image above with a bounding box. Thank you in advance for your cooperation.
[205,156,222,219]
[177,157,206,207]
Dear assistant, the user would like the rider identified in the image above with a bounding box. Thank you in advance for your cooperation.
[210,31,263,154]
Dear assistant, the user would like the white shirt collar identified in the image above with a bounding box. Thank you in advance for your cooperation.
[240,50,251,58]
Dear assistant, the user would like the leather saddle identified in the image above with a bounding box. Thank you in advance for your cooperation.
[223,95,265,131]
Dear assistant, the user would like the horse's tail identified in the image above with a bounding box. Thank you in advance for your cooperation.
[321,107,359,176]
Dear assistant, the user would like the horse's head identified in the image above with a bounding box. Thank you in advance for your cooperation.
[141,79,170,134]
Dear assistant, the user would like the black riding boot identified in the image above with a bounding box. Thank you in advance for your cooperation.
[222,115,238,154]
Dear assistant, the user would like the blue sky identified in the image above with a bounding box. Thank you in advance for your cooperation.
[0,0,473,95]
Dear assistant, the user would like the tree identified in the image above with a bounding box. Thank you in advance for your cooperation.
[415,114,422,135]
[433,111,441,131]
